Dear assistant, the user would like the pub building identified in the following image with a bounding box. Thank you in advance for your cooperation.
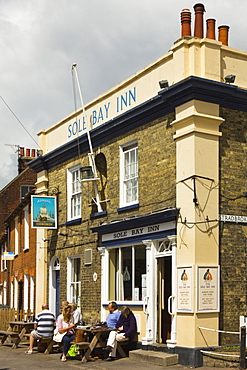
[29,4,247,366]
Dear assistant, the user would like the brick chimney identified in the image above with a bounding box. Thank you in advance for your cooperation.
[18,147,38,174]
[193,3,206,38]
[218,25,230,46]
[206,19,216,40]
[181,9,191,37]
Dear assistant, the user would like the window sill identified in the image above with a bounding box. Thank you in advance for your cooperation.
[102,300,143,307]
[117,203,139,213]
[90,211,107,219]
[65,218,82,226]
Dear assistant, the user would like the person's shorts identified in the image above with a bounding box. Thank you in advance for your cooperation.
[31,330,43,340]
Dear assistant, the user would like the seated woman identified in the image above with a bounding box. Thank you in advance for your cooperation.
[103,306,137,361]
[56,305,76,362]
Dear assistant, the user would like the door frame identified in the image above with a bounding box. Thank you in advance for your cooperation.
[155,236,177,347]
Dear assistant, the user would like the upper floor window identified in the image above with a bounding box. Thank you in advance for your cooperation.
[14,217,19,255]
[20,185,34,200]
[120,142,138,207]
[1,243,7,271]
[67,165,81,221]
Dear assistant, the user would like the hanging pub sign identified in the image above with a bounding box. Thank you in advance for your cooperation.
[31,195,57,229]
[3,252,15,260]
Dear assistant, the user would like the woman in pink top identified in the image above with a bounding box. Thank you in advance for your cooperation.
[56,305,76,362]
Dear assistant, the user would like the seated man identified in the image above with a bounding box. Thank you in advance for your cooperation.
[25,303,55,354]
[103,306,137,361]
[106,301,121,329]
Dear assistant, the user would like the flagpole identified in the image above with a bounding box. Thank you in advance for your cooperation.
[72,64,103,213]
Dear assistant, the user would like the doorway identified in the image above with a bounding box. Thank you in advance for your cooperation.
[49,256,60,317]
[157,256,172,343]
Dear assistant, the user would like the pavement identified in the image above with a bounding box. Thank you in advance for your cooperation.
[0,342,230,370]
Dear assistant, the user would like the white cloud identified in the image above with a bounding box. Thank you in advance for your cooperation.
[0,0,246,188]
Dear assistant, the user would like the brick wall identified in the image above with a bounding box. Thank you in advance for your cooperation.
[7,198,37,310]
[0,167,36,237]
[46,112,176,322]
[219,107,247,344]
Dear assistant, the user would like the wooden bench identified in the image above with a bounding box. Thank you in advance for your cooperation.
[71,341,90,349]
[117,340,129,358]
[41,337,55,355]
[0,330,19,345]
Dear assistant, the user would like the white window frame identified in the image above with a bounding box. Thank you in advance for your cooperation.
[67,256,81,305]
[105,244,146,304]
[14,277,18,309]
[23,205,29,250]
[15,217,19,256]
[24,274,29,311]
[20,185,34,201]
[10,281,14,308]
[120,140,138,207]
[3,281,7,305]
[1,244,7,271]
[67,165,81,221]
[30,276,34,313]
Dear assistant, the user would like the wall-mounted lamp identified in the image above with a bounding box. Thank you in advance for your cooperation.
[42,237,49,242]
[80,166,94,180]
[159,79,169,89]
[224,74,236,84]
[57,232,68,237]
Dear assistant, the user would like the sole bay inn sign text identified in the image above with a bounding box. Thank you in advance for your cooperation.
[102,221,175,242]
[68,87,137,138]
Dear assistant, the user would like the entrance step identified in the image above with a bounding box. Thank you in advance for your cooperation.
[129,349,178,367]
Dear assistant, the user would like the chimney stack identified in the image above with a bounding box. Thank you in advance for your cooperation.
[18,147,38,174]
[181,9,191,37]
[206,19,216,40]
[218,25,230,46]
[193,3,205,38]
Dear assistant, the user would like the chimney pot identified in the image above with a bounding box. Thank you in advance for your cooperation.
[26,148,30,157]
[31,149,36,157]
[193,3,206,38]
[19,147,24,156]
[181,9,191,37]
[206,18,216,40]
[218,25,230,46]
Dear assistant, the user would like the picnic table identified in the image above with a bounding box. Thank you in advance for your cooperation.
[77,327,127,362]
[0,321,34,349]
[44,326,128,359]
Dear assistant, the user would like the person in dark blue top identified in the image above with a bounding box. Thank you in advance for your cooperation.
[103,306,137,361]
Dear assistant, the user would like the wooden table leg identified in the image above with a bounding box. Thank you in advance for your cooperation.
[1,325,14,346]
[81,332,101,363]
[44,339,55,355]
[0,334,8,345]
[117,342,127,358]
[12,327,26,349]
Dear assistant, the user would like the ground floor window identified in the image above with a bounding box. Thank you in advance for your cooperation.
[108,244,146,301]
[67,256,81,306]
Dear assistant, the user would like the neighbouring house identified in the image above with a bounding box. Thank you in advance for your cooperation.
[0,148,37,314]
